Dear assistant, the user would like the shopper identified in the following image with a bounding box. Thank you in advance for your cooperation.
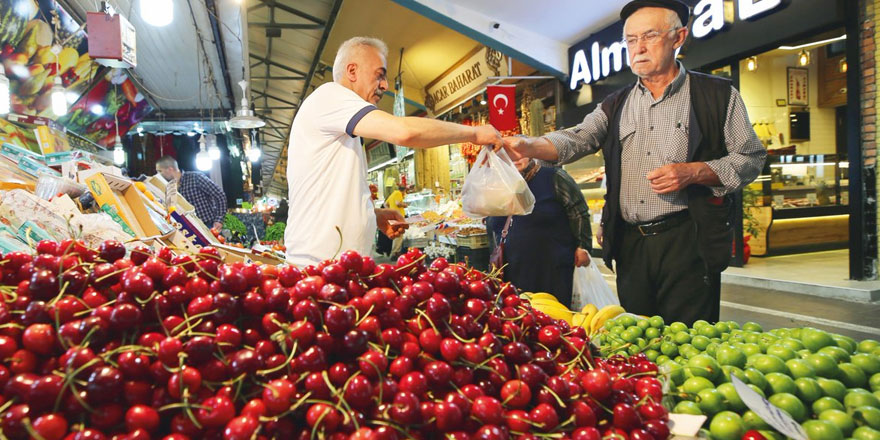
[487,159,592,308]
[384,184,409,257]
[155,156,227,230]
[502,0,766,325]
[285,36,503,266]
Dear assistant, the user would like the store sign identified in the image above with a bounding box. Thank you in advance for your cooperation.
[568,0,786,89]
[424,46,507,116]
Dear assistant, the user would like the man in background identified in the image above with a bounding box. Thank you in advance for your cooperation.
[384,184,408,256]
[156,155,227,230]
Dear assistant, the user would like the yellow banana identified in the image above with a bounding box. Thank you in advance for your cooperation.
[529,293,560,303]
[580,303,598,316]
[531,303,573,322]
[582,308,599,333]
[589,305,626,334]
[570,312,588,327]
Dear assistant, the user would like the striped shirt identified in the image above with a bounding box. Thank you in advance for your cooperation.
[177,171,228,226]
[544,63,766,223]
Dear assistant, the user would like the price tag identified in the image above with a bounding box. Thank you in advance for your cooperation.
[773,195,785,208]
[807,193,817,205]
[668,413,707,438]
[731,375,808,440]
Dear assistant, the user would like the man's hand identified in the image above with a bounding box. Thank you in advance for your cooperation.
[474,125,503,150]
[646,162,719,194]
[575,248,591,267]
[213,222,223,230]
[376,208,408,239]
[596,225,604,248]
[501,136,530,161]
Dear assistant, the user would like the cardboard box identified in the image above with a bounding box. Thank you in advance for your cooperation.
[82,172,162,238]
[34,125,71,155]
[1,143,43,162]
[216,244,286,265]
[45,150,91,166]
[20,156,60,177]
[146,174,196,212]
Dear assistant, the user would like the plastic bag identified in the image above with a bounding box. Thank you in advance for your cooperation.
[461,147,535,217]
[571,260,619,310]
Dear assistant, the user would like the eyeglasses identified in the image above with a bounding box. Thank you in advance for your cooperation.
[623,27,680,47]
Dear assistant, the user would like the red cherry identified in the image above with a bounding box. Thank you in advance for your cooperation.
[434,401,463,432]
[125,404,160,432]
[529,403,559,432]
[572,427,601,440]
[32,413,68,440]
[500,379,532,409]
[196,395,236,428]
[22,323,55,355]
[581,368,613,401]
[471,396,504,425]
[224,415,259,440]
[306,403,341,433]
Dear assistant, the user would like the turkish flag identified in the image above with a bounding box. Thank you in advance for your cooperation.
[487,85,517,131]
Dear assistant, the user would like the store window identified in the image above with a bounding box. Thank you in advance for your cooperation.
[738,30,849,211]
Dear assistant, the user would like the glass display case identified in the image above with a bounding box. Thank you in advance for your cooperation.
[752,154,848,215]
[404,190,438,216]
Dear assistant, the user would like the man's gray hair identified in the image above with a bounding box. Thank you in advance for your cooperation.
[156,156,179,170]
[332,37,388,82]
[622,7,684,38]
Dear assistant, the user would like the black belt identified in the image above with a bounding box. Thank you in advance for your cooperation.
[626,210,690,236]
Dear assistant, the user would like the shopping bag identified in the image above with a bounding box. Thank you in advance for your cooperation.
[571,260,619,310]
[461,147,535,217]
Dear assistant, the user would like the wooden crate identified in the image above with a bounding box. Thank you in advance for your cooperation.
[457,234,489,249]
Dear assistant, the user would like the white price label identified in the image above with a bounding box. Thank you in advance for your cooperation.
[773,195,785,208]
[731,375,808,440]
[807,193,817,205]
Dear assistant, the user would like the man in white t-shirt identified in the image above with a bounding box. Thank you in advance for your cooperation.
[285,37,503,266]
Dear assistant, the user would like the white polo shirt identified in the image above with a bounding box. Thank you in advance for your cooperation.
[284,82,378,266]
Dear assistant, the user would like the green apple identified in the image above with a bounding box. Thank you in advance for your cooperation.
[833,335,857,354]
[752,354,788,375]
[858,340,880,354]
[648,315,664,328]
[766,372,798,395]
[806,352,841,378]
[853,353,880,376]
[709,411,745,440]
[803,419,844,440]
[768,392,808,422]
[745,367,769,392]
[717,382,747,412]
[699,325,721,340]
[741,343,763,357]
[674,331,692,345]
[813,396,846,414]
[698,388,727,415]
[844,389,880,411]
[743,410,771,430]
[818,377,849,401]
[780,338,806,352]
[794,377,824,403]
[742,322,763,333]
[800,327,836,352]
[669,321,688,333]
[767,345,798,361]
[853,406,880,430]
[853,426,880,440]
[840,362,870,388]
[693,335,711,351]
[820,345,853,363]
[820,409,857,436]
[674,400,703,415]
[661,340,679,357]
[687,354,723,383]
[786,358,818,379]
[722,365,747,384]
[869,372,880,392]
[682,376,716,396]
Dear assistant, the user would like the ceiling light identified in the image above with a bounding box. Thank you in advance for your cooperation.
[51,77,67,116]
[229,80,266,129]
[187,131,196,137]
[207,134,221,160]
[745,56,758,72]
[140,0,173,27]
[196,135,212,171]
[779,35,846,51]
[90,104,104,115]
[113,136,125,166]
[839,59,847,73]
[0,65,9,115]
[798,50,810,66]
[248,146,261,163]
[480,94,487,105]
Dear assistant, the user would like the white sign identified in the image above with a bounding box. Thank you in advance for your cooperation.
[424,47,507,116]
[731,375,808,440]
[568,0,786,89]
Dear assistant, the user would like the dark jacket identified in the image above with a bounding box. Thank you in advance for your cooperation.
[600,71,734,273]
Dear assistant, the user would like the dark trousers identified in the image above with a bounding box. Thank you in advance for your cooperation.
[615,218,721,326]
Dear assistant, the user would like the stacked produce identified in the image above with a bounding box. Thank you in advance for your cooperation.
[0,242,669,439]
[521,292,626,336]
[595,315,880,440]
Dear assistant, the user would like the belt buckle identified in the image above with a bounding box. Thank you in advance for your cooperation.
[637,224,658,237]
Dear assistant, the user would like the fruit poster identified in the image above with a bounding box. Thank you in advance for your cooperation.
[0,0,98,117]
[58,69,153,147]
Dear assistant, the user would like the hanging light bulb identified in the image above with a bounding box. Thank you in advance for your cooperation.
[839,58,848,73]
[113,136,125,166]
[0,65,9,115]
[229,80,266,129]
[141,0,173,27]
[745,56,758,72]
[248,145,261,163]
[51,77,67,116]
[798,50,810,66]
[196,135,212,171]
[207,134,221,160]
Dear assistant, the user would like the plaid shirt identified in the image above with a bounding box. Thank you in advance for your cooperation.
[544,63,766,223]
[177,171,227,226]
[550,168,592,250]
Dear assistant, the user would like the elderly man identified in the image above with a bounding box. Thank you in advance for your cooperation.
[286,37,502,266]
[156,156,227,230]
[503,0,766,325]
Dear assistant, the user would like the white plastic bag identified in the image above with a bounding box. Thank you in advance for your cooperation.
[461,147,535,217]
[571,260,619,310]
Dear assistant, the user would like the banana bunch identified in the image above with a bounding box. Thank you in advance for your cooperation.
[520,292,626,335]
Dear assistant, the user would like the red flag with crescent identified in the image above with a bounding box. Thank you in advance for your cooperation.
[487,85,517,131]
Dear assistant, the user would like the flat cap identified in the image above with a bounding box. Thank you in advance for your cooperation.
[620,0,690,26]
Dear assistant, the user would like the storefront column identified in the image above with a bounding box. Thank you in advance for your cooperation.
[414,147,451,193]
[856,0,879,279]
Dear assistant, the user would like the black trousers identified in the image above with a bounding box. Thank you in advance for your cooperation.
[615,218,721,326]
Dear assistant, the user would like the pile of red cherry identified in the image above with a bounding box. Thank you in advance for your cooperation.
[0,240,669,439]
